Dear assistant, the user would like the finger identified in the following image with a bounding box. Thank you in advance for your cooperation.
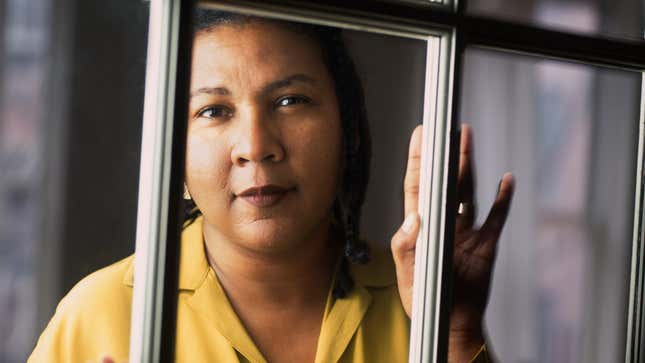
[391,212,420,318]
[477,172,515,257]
[392,212,419,261]
[456,124,477,229]
[404,125,423,217]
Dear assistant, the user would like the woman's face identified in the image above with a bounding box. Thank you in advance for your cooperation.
[186,20,342,253]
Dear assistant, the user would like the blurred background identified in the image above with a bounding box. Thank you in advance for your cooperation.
[0,0,148,361]
[0,0,643,362]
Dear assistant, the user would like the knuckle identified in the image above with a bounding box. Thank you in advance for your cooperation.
[407,158,421,172]
[391,232,405,249]
[391,232,401,245]
[404,184,419,195]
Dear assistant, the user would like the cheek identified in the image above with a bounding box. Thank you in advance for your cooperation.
[185,130,231,197]
[288,118,343,195]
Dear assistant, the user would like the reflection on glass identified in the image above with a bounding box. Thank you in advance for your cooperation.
[461,47,641,362]
[468,0,644,40]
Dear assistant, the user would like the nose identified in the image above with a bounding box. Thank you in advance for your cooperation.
[231,109,285,166]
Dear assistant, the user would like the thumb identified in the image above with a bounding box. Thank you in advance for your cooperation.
[392,213,419,257]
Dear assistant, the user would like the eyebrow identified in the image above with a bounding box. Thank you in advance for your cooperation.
[262,73,316,94]
[190,73,316,98]
[191,86,230,97]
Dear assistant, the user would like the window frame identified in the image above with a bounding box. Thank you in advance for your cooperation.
[131,1,645,362]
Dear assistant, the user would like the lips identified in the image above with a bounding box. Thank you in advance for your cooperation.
[237,185,293,208]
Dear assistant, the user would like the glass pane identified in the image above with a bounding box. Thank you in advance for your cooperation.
[468,0,644,40]
[0,0,148,362]
[460,47,641,362]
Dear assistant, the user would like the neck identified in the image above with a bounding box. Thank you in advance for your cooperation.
[202,219,339,309]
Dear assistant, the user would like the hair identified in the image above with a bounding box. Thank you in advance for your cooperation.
[185,9,372,299]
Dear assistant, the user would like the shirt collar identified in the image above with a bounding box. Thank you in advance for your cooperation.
[123,216,398,362]
[123,216,210,290]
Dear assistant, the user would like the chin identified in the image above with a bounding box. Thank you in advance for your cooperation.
[237,219,302,253]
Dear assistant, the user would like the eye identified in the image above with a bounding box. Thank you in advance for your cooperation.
[196,105,233,119]
[275,95,311,108]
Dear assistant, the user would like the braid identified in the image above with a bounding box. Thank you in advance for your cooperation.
[183,197,201,228]
[322,28,372,298]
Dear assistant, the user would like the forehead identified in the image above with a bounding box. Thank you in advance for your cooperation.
[190,21,328,90]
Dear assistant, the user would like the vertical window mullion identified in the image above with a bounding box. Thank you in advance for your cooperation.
[409,27,460,363]
[129,0,193,362]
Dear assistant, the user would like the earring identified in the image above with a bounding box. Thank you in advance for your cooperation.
[183,184,192,200]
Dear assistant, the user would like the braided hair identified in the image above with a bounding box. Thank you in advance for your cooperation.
[186,9,372,298]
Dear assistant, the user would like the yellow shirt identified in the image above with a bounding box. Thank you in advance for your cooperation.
[28,217,488,362]
[29,219,410,363]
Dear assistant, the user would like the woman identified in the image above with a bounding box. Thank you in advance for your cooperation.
[29,9,514,363]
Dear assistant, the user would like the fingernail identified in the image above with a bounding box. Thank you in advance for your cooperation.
[498,172,514,195]
[402,213,416,233]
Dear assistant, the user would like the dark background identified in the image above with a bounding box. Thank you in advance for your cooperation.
[58,0,148,294]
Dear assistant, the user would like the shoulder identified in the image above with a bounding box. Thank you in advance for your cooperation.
[57,255,134,314]
[354,242,408,314]
[351,243,407,318]
[28,256,134,363]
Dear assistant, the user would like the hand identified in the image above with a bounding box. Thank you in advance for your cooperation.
[391,124,514,361]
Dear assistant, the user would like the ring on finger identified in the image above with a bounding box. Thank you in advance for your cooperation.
[457,202,474,217]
